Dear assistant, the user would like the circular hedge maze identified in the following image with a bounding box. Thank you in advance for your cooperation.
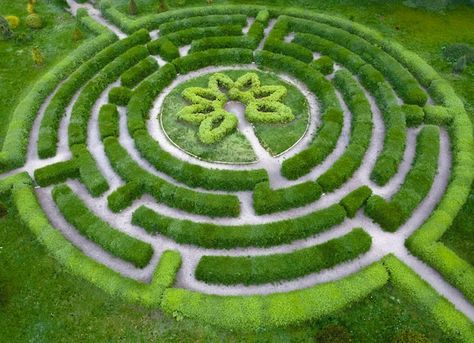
[1,1,473,337]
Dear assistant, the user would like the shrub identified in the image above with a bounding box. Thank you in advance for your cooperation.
[71,144,109,197]
[401,104,424,127]
[247,20,265,46]
[132,203,346,248]
[252,181,322,215]
[31,47,44,66]
[255,9,270,24]
[25,13,43,29]
[52,184,153,268]
[108,86,132,106]
[195,228,371,285]
[147,37,179,61]
[310,56,334,75]
[128,0,138,16]
[121,56,158,88]
[190,36,256,53]
[158,0,169,13]
[107,180,143,213]
[423,105,452,125]
[159,14,247,36]
[264,40,313,63]
[165,25,244,46]
[34,159,79,186]
[5,16,20,29]
[340,186,373,218]
[316,325,353,343]
[0,16,13,39]
[391,330,430,343]
[98,104,119,140]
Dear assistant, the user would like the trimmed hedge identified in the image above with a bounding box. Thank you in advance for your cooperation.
[195,228,371,285]
[108,86,132,106]
[423,105,452,125]
[147,37,179,61]
[3,173,181,307]
[365,125,440,232]
[52,184,153,268]
[165,25,244,46]
[401,104,424,127]
[252,181,322,215]
[120,56,158,88]
[98,103,119,140]
[34,159,79,187]
[104,137,240,217]
[310,56,334,75]
[161,262,388,330]
[264,40,313,63]
[190,36,256,53]
[68,43,150,147]
[317,69,372,192]
[133,129,268,191]
[281,107,343,180]
[0,16,116,169]
[159,14,248,36]
[172,48,254,74]
[37,30,148,159]
[339,186,373,218]
[132,203,346,248]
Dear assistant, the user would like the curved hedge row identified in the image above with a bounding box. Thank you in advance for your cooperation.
[37,29,148,159]
[195,228,371,285]
[366,125,440,232]
[159,14,248,36]
[165,25,244,47]
[132,203,346,248]
[52,184,153,268]
[120,56,159,88]
[0,15,116,170]
[316,69,372,192]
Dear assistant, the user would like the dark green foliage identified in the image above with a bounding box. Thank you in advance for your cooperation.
[71,144,109,197]
[104,137,240,217]
[281,107,343,180]
[147,37,179,61]
[0,16,12,39]
[120,56,158,88]
[340,186,373,218]
[132,204,346,248]
[52,184,153,268]
[453,55,467,74]
[391,330,430,343]
[190,36,256,53]
[128,0,138,15]
[310,56,334,75]
[108,86,132,106]
[264,41,313,63]
[159,14,247,36]
[401,104,424,127]
[252,181,322,215]
[317,69,372,192]
[165,25,244,46]
[366,126,440,232]
[195,228,371,285]
[34,159,79,186]
[133,129,268,191]
[37,30,148,159]
[316,325,353,343]
[107,180,143,213]
[442,43,474,63]
[247,20,265,45]
[98,104,119,140]
[68,43,150,147]
[0,201,7,218]
[172,48,254,74]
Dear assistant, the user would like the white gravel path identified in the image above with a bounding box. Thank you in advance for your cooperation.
[4,3,473,321]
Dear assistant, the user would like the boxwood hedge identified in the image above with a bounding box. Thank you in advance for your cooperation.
[120,56,159,88]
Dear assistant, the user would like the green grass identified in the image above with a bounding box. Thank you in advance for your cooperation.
[161,69,309,163]
[0,0,93,149]
[0,211,452,342]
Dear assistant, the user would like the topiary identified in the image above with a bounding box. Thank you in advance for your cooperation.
[391,330,431,343]
[315,324,352,343]
[453,55,467,74]
[0,16,13,40]
[0,201,7,218]
[129,0,138,15]
[6,16,20,29]
[27,0,35,15]
[177,0,186,6]
[72,27,83,42]
[25,13,43,29]
[158,0,169,12]
[32,46,44,66]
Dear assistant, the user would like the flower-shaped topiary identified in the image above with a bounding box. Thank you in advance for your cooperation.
[177,72,295,144]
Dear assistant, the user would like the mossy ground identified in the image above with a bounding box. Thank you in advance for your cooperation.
[161,69,309,163]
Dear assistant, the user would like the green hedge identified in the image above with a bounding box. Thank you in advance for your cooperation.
[37,30,148,159]
[132,203,346,248]
[159,14,247,36]
[162,262,388,330]
[190,36,257,53]
[133,129,268,191]
[339,186,373,218]
[252,181,322,215]
[120,56,158,88]
[172,48,254,74]
[104,137,240,217]
[281,107,343,180]
[195,228,371,285]
[316,69,372,192]
[108,86,132,106]
[310,56,334,75]
[264,40,313,63]
[68,43,150,147]
[424,105,452,125]
[165,25,244,46]
[52,184,153,268]
[147,37,179,61]
[365,125,440,232]
[98,104,119,140]
[401,104,424,127]
[34,159,79,187]
[107,180,143,213]
[0,17,116,169]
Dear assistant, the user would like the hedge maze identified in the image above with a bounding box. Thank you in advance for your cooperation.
[1,1,473,339]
